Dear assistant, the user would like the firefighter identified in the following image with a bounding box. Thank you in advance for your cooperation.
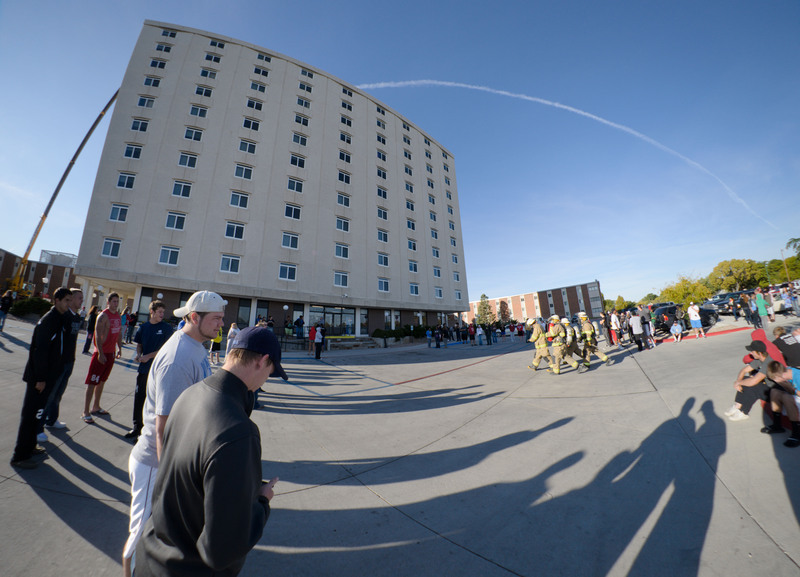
[561,317,587,373]
[526,318,554,372]
[547,315,580,374]
[579,311,613,369]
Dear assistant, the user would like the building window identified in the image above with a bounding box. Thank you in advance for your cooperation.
[377,119,386,129]
[450,237,457,247]
[338,171,351,184]
[448,205,454,215]
[410,283,419,296]
[109,204,128,222]
[290,154,305,168]
[407,219,416,231]
[279,263,297,281]
[432,247,440,258]
[294,114,308,126]
[431,229,438,240]
[377,207,388,220]
[425,150,432,159]
[408,260,418,273]
[377,186,387,199]
[339,150,351,163]
[285,204,301,220]
[257,53,271,62]
[185,128,202,141]
[254,66,269,77]
[377,150,386,162]
[247,98,263,111]
[200,68,217,79]
[131,119,148,132]
[406,200,415,211]
[377,168,387,180]
[173,181,191,198]
[165,212,186,230]
[429,211,437,222]
[452,254,458,264]
[161,29,176,37]
[434,287,443,299]
[405,182,414,193]
[298,82,312,93]
[443,151,449,159]
[190,105,207,118]
[235,164,253,179]
[335,243,349,259]
[159,246,180,266]
[426,164,433,174]
[296,96,310,109]
[124,144,142,159]
[404,150,411,159]
[336,217,350,232]
[455,290,462,300]
[300,68,314,78]
[378,253,389,267]
[334,271,348,287]
[453,271,460,282]
[292,132,307,146]
[341,101,352,111]
[428,194,436,205]
[251,81,266,93]
[376,105,386,115]
[102,238,121,258]
[443,163,450,172]
[340,131,351,144]
[449,220,455,230]
[239,139,256,154]
[445,176,451,185]
[427,179,435,189]
[204,53,221,63]
[433,266,441,278]
[424,137,431,145]
[342,86,353,97]
[195,85,213,97]
[282,232,299,249]
[178,152,197,168]
[286,177,303,193]
[117,173,135,189]
[408,239,417,251]
[150,59,166,69]
[377,133,386,145]
[337,193,350,207]
[404,165,413,176]
[446,190,452,200]
[341,115,352,127]
[230,191,249,208]
[210,39,225,48]
[144,76,161,87]
[225,221,245,239]
[220,254,240,273]
[403,135,411,145]
[377,229,388,243]
[378,278,390,292]
[137,96,155,108]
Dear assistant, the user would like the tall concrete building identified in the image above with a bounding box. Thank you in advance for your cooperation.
[76,21,467,335]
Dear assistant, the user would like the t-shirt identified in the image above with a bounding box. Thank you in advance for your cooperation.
[131,330,212,468]
[688,305,701,321]
[749,354,775,388]
[134,321,174,375]
[629,315,643,334]
[64,309,82,363]
[774,334,800,368]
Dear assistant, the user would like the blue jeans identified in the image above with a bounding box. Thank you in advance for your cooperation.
[40,361,74,430]
[0,310,6,330]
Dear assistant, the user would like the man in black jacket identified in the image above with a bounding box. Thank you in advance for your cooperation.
[136,326,287,576]
[10,287,72,469]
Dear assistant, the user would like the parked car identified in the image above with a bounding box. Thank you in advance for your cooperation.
[652,305,718,335]
[716,290,754,315]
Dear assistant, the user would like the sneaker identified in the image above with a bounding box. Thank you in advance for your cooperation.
[123,429,140,439]
[46,421,67,429]
[784,437,800,448]
[605,358,614,367]
[761,425,785,434]
[728,410,750,422]
[10,458,38,469]
[32,446,47,456]
[723,404,740,417]
[36,432,48,443]
[578,364,588,374]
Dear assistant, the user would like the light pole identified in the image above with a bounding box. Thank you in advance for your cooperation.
[42,277,49,298]
[780,249,791,283]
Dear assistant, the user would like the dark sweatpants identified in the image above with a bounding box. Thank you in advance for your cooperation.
[735,381,770,415]
[12,380,55,462]
[132,372,148,433]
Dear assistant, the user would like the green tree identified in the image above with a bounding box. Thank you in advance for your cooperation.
[660,276,712,309]
[640,293,659,303]
[786,237,800,257]
[614,295,629,311]
[476,293,495,326]
[706,259,762,292]
[603,299,614,312]
[498,300,511,323]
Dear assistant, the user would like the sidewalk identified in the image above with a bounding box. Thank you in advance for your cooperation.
[1,314,800,576]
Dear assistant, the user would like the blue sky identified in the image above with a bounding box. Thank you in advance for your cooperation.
[1,0,798,304]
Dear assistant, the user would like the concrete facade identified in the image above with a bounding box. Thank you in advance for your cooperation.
[75,21,467,334]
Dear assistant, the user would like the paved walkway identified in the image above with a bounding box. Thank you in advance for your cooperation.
[1,315,799,576]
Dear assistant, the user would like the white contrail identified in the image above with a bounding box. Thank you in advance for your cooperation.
[356,79,777,229]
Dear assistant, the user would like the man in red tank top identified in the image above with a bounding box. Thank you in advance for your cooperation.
[82,292,123,423]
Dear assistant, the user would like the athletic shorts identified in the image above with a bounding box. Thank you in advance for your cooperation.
[690,319,702,329]
[211,341,221,352]
[85,352,115,385]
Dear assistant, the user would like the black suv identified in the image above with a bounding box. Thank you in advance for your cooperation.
[652,305,719,335]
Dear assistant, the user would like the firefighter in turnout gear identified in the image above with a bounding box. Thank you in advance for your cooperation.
[526,318,554,372]
[561,317,588,373]
[579,311,613,369]
[547,315,579,374]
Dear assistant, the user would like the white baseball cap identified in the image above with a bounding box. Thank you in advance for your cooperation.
[174,291,228,318]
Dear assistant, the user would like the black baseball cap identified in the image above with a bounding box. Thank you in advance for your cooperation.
[745,340,767,354]
[230,326,288,380]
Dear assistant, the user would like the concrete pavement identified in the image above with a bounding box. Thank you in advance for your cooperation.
[1,314,799,576]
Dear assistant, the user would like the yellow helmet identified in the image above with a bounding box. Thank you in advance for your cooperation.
[549,315,560,323]
[525,318,536,327]
[577,311,588,319]
[560,317,570,325]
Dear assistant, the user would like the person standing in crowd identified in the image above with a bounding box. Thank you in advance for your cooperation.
[122,291,225,577]
[10,288,71,469]
[740,294,752,325]
[82,305,99,354]
[125,301,173,441]
[210,325,223,365]
[687,302,706,340]
[639,305,656,349]
[468,323,476,345]
[314,322,324,359]
[82,293,123,423]
[609,310,623,349]
[578,312,612,369]
[266,316,275,332]
[426,327,433,348]
[294,314,305,339]
[307,324,316,356]
[0,289,13,332]
[629,310,646,352]
[226,322,241,359]
[755,288,770,330]
[476,324,484,346]
[38,288,84,441]
[135,326,285,577]
[125,309,138,344]
[729,296,740,322]
[675,305,687,330]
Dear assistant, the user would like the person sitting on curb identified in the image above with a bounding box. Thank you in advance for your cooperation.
[762,361,800,447]
[724,340,775,422]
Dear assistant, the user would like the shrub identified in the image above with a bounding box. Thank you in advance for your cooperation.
[10,297,52,318]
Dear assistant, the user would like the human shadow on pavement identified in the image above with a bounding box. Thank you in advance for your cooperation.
[248,397,724,576]
[257,385,503,416]
[760,410,800,526]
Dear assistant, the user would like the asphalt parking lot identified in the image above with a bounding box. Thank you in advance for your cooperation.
[1,315,799,576]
